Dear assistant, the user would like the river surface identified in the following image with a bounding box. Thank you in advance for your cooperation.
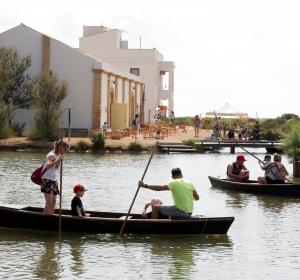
[0,149,299,280]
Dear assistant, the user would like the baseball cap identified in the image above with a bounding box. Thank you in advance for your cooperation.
[237,155,246,162]
[73,184,87,193]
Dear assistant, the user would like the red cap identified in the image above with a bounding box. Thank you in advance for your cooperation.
[73,184,87,193]
[237,155,246,162]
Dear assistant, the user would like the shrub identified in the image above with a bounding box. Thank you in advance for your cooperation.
[27,128,43,140]
[261,129,282,141]
[183,139,196,146]
[11,122,25,137]
[90,133,105,151]
[74,140,91,152]
[128,141,142,152]
[283,123,300,161]
[0,127,13,139]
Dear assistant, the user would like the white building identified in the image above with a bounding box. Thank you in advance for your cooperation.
[79,26,175,122]
[0,24,144,133]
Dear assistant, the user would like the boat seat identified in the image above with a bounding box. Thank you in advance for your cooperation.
[119,216,133,220]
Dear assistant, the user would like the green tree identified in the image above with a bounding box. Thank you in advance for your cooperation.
[32,71,68,140]
[0,46,33,127]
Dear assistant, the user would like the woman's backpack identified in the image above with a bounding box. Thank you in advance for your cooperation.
[31,166,47,185]
[275,163,286,181]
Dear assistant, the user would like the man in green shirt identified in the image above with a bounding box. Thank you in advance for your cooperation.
[139,168,199,219]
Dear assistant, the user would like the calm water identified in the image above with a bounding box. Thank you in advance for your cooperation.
[0,149,300,280]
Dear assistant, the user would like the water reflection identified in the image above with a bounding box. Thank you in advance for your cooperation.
[34,241,60,280]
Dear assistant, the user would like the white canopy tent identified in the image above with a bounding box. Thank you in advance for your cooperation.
[205,102,248,119]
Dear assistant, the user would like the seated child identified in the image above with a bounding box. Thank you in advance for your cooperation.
[142,198,163,219]
[71,184,89,217]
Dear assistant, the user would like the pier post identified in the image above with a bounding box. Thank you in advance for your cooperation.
[230,146,235,154]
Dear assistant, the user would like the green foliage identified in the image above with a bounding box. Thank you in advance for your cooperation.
[0,106,8,131]
[183,139,196,146]
[27,128,43,140]
[10,122,25,136]
[128,141,142,152]
[0,127,13,139]
[261,129,282,141]
[32,71,68,141]
[0,46,33,126]
[90,133,105,151]
[74,140,91,152]
[283,123,300,161]
[183,139,204,153]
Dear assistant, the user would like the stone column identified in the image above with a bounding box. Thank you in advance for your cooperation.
[122,78,126,103]
[42,35,50,71]
[107,73,111,126]
[92,70,102,129]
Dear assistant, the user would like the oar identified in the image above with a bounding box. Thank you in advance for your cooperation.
[240,146,294,184]
[119,141,158,237]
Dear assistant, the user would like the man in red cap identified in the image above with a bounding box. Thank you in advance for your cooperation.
[227,155,249,182]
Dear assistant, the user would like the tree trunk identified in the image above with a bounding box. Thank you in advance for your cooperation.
[293,161,300,178]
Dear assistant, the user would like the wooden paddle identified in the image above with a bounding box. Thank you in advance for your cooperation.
[119,141,158,237]
[240,146,294,184]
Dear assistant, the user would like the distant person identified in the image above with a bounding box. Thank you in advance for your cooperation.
[194,115,201,138]
[71,184,90,217]
[227,128,235,139]
[131,114,139,139]
[102,122,108,136]
[258,154,272,184]
[252,121,261,140]
[227,155,249,182]
[241,128,250,141]
[169,111,175,127]
[141,198,163,219]
[258,154,289,184]
[41,140,68,214]
[139,168,199,219]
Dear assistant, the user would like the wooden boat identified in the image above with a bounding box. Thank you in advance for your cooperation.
[0,204,234,234]
[209,176,300,196]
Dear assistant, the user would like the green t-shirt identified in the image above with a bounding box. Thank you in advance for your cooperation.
[168,178,196,213]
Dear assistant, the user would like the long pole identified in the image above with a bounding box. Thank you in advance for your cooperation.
[68,108,71,144]
[58,132,64,236]
[240,147,294,184]
[119,141,158,237]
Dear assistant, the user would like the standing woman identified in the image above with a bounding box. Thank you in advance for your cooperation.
[194,115,201,138]
[41,140,68,214]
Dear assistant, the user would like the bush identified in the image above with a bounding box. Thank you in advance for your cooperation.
[128,141,142,152]
[11,122,25,137]
[183,139,196,146]
[74,140,91,152]
[0,127,13,139]
[261,129,282,141]
[283,123,300,161]
[90,133,105,151]
[27,128,43,140]
[183,139,204,153]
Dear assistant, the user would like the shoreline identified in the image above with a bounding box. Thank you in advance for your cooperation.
[0,128,211,153]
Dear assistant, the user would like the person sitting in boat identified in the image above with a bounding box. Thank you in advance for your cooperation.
[141,198,163,219]
[138,168,199,219]
[258,154,272,184]
[258,154,289,184]
[71,184,90,217]
[227,155,249,182]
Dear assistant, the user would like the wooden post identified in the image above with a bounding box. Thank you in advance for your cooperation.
[293,161,300,178]
[230,146,235,154]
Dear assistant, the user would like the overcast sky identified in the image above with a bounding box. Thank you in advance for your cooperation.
[1,0,300,118]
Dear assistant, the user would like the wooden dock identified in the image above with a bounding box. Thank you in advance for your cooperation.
[157,140,283,154]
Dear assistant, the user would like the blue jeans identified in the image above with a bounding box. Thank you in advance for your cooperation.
[160,206,191,218]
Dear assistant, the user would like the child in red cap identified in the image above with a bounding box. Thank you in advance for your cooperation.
[71,184,89,217]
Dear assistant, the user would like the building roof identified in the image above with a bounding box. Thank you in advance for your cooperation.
[0,23,141,82]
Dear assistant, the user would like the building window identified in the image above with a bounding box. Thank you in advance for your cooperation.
[130,68,140,76]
